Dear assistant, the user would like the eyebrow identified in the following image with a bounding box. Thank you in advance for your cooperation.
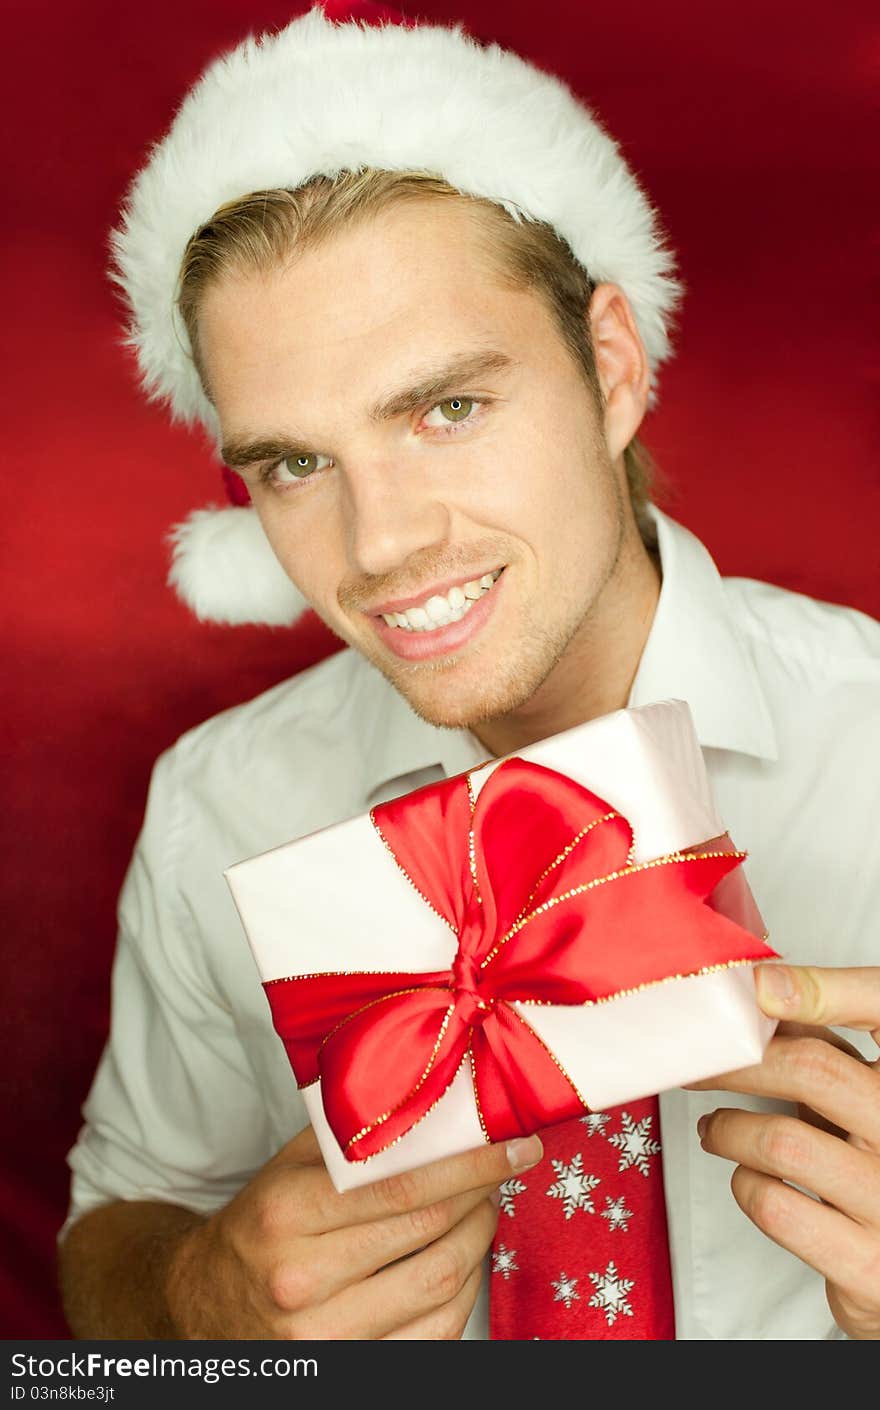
[220,348,517,469]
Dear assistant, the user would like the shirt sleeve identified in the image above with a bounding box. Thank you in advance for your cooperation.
[59,745,276,1244]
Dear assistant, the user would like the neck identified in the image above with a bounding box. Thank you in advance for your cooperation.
[471,526,662,759]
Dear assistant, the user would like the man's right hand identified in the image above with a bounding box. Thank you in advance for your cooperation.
[165,1124,544,1340]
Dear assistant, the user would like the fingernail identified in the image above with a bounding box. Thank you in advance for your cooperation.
[507,1135,543,1171]
[756,963,796,1013]
[489,1187,501,1209]
[696,1114,709,1141]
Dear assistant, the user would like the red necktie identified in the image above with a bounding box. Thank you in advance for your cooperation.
[489,1095,675,1340]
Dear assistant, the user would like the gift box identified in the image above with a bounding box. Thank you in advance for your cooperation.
[225,699,777,1192]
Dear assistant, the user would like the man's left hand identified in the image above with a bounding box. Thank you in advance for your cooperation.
[689,963,880,1340]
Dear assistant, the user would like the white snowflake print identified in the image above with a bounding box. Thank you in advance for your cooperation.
[551,1272,580,1310]
[580,1112,611,1138]
[492,1243,518,1280]
[546,1152,601,1219]
[498,1177,527,1218]
[608,1109,661,1177]
[600,1194,633,1232]
[588,1259,635,1325]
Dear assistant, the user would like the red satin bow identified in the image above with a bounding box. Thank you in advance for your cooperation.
[264,759,775,1159]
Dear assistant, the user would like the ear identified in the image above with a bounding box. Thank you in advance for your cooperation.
[588,283,652,459]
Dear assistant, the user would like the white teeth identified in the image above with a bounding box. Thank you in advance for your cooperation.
[425,595,452,625]
[381,567,504,632]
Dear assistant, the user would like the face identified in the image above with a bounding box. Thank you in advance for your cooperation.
[198,199,632,733]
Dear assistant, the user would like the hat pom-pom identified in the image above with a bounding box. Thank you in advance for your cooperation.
[167,507,309,626]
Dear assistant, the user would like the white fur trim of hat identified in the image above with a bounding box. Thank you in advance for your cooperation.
[111,3,682,626]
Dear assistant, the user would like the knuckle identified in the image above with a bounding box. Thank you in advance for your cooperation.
[753,1182,788,1229]
[423,1243,467,1303]
[408,1199,452,1242]
[784,1036,845,1094]
[420,1268,479,1339]
[372,1167,425,1216]
[266,1259,315,1314]
[758,1116,812,1175]
[349,1216,386,1264]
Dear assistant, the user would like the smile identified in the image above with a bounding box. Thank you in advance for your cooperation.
[371,566,507,662]
[379,567,504,633]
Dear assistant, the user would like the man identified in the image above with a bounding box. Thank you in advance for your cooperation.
[59,5,880,1340]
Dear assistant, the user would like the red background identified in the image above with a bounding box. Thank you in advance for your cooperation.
[3,1,876,1337]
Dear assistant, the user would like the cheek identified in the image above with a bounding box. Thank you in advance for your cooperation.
[254,493,347,603]
[485,415,606,546]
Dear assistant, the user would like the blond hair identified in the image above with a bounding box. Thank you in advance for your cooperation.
[178,169,659,546]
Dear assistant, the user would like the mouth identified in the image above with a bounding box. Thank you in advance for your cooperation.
[376,566,505,633]
[369,566,507,662]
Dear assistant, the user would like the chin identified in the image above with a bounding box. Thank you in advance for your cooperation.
[378,634,563,735]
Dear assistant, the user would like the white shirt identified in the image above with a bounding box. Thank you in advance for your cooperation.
[62,506,880,1340]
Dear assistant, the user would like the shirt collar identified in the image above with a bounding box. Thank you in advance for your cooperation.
[359,666,490,805]
[628,506,777,761]
[359,503,777,801]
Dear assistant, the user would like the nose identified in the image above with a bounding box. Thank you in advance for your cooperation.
[343,454,451,579]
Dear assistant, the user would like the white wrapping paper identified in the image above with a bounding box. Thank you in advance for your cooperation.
[226,699,776,1191]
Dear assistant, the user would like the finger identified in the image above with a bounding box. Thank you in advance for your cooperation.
[699,1108,880,1225]
[295,1196,498,1339]
[773,1020,869,1063]
[784,1023,864,1137]
[730,1164,880,1312]
[755,964,880,1041]
[684,1019,865,1098]
[381,1264,483,1340]
[687,1021,863,1139]
[289,1133,543,1236]
[795,1101,848,1142]
[285,1182,500,1303]
[686,1033,880,1150]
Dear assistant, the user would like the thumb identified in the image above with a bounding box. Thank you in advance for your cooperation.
[755,963,880,1043]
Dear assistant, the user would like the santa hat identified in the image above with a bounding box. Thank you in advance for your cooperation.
[111,1,681,626]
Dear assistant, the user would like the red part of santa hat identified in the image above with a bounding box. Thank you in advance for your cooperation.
[113,2,680,626]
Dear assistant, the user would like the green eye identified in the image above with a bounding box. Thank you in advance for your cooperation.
[267,450,333,489]
[286,453,319,478]
[439,397,473,423]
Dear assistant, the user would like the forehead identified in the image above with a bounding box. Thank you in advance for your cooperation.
[196,198,560,421]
